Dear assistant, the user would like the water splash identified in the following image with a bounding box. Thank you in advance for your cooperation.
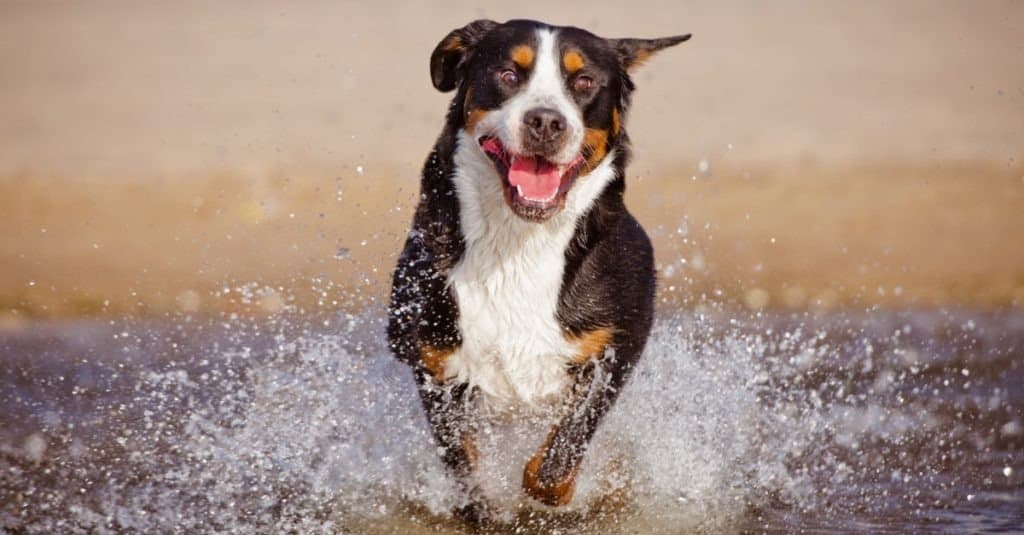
[1,309,1022,532]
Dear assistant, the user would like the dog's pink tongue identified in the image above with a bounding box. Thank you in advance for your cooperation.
[508,156,561,200]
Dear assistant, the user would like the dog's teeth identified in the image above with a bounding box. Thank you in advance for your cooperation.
[516,184,524,197]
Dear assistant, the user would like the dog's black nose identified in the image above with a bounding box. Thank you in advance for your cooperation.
[523,107,566,143]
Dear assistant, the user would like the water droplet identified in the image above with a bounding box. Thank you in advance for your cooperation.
[23,433,46,463]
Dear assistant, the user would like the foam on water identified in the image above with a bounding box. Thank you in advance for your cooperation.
[2,309,1022,532]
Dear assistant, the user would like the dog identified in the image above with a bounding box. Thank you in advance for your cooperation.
[387,19,689,522]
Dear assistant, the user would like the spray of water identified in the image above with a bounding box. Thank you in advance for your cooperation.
[2,305,1022,532]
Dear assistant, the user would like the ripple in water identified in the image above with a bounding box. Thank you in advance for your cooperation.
[1,309,1022,532]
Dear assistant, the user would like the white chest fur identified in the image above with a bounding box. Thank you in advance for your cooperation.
[443,132,617,407]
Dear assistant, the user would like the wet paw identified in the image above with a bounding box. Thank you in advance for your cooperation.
[522,450,578,507]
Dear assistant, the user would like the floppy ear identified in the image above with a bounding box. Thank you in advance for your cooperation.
[429,19,499,92]
[610,34,691,71]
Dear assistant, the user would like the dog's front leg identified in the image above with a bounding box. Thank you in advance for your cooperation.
[522,348,631,507]
[414,375,490,523]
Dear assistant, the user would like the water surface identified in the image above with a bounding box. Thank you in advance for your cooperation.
[2,309,1022,532]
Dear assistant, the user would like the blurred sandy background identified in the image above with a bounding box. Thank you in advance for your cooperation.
[2,0,1022,319]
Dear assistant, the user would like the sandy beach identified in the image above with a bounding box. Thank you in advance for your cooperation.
[2,0,1022,317]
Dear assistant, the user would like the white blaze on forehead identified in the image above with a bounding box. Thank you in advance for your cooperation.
[525,29,571,110]
[479,28,583,165]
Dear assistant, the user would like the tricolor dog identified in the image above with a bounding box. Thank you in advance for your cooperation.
[387,19,689,522]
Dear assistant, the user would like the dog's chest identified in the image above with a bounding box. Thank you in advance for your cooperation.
[444,210,578,407]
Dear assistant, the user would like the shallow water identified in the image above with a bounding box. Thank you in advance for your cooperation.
[1,308,1022,533]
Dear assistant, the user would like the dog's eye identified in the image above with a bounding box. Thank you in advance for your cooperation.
[572,76,594,92]
[499,69,519,85]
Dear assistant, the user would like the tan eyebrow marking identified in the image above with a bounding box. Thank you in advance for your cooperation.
[563,50,585,73]
[511,45,535,68]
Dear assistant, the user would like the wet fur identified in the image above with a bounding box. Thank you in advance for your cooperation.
[387,19,688,522]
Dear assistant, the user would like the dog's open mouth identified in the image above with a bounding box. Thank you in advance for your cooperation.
[479,136,586,221]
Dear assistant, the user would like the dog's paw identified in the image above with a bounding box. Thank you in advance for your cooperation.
[522,449,579,507]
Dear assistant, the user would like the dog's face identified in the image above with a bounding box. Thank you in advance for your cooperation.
[431,20,689,221]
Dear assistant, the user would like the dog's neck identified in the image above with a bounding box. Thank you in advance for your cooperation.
[449,129,620,256]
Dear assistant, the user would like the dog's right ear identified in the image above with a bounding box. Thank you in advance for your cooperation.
[430,19,499,92]
[611,34,692,71]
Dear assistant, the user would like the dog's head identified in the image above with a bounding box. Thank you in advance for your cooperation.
[431,19,689,222]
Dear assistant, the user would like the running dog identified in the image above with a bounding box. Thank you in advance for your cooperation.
[387,18,689,522]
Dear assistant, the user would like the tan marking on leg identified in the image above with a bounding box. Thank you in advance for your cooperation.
[562,50,585,73]
[522,428,579,506]
[568,327,614,364]
[420,345,454,382]
[511,45,534,69]
[611,108,621,136]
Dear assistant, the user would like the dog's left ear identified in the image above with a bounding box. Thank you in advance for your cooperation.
[611,34,691,71]
[430,19,499,92]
